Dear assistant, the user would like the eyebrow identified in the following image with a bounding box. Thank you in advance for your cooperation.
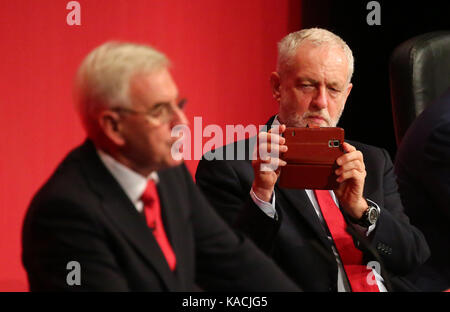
[154,93,178,105]
[296,77,318,84]
[151,101,171,107]
[296,77,344,89]
[327,82,343,89]
[151,96,185,109]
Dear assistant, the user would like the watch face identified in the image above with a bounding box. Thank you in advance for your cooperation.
[368,207,379,224]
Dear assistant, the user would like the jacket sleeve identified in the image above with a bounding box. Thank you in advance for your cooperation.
[369,148,430,275]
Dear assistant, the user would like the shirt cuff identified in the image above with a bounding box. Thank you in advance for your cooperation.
[250,188,277,220]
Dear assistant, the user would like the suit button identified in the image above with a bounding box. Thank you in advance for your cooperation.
[377,242,387,252]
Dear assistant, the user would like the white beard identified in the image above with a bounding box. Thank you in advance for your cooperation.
[281,108,344,128]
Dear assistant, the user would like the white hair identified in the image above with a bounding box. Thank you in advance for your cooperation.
[74,41,170,134]
[276,28,354,83]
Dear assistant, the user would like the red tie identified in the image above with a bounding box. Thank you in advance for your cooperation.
[314,190,379,292]
[141,180,177,271]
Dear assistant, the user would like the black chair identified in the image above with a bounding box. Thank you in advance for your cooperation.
[389,31,450,146]
[391,31,450,291]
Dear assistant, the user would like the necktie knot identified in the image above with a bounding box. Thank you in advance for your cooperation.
[141,180,159,228]
[141,180,158,205]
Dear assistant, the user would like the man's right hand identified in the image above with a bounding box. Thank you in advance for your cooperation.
[251,125,288,202]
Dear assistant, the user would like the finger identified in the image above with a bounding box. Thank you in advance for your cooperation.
[258,131,286,145]
[259,157,287,172]
[258,142,288,155]
[268,124,287,135]
[335,159,365,175]
[253,155,287,167]
[336,150,364,166]
[260,156,287,166]
[252,137,287,161]
[336,168,366,183]
[342,142,356,153]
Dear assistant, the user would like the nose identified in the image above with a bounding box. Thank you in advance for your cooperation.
[311,86,328,110]
[171,106,189,126]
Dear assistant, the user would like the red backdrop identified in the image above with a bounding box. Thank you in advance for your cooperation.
[0,0,301,291]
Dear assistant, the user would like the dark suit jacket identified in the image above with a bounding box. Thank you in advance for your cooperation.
[22,140,300,291]
[196,117,430,292]
[395,88,450,291]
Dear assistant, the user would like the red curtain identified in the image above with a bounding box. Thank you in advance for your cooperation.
[0,0,300,291]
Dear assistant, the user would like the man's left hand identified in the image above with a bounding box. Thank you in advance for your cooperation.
[334,142,368,219]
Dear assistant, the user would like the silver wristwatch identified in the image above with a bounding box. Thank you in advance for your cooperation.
[357,202,380,227]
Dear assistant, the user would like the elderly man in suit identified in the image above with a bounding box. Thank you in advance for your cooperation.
[196,28,430,292]
[22,42,300,291]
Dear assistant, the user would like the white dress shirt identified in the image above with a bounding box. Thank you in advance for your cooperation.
[96,149,158,213]
[249,116,387,292]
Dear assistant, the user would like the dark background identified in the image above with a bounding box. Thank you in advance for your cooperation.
[301,0,450,160]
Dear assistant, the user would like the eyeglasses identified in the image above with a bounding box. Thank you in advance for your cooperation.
[112,98,187,124]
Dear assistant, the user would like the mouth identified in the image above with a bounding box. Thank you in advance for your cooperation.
[305,115,328,125]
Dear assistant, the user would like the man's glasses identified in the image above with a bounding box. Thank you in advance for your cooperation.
[112,98,187,124]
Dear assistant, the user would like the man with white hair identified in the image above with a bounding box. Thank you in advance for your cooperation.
[22,42,300,291]
[196,28,430,292]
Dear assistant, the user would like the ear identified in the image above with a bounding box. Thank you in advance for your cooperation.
[98,110,126,146]
[270,72,282,103]
[344,82,353,100]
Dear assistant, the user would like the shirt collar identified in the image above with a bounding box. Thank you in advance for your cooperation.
[96,149,159,210]
[272,115,281,126]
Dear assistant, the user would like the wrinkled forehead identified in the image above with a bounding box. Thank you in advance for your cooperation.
[282,41,350,82]
[295,41,348,69]
[129,68,179,108]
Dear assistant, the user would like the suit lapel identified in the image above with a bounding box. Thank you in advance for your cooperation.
[155,169,190,289]
[275,186,331,248]
[78,140,180,290]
